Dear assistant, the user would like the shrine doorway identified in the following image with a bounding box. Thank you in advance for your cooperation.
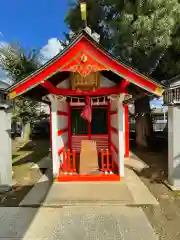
[71,105,109,153]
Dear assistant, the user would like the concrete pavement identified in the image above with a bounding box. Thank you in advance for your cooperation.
[43,181,134,206]
[0,153,159,239]
[0,206,158,240]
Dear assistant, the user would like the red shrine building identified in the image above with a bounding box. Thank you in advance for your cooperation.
[8,29,164,182]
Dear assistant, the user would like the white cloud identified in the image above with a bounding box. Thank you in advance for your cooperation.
[150,97,164,109]
[0,68,10,85]
[0,41,11,84]
[40,38,64,64]
[0,38,65,84]
[0,41,8,48]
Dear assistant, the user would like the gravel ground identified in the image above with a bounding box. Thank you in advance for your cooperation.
[142,178,180,240]
[132,146,180,240]
[0,167,44,206]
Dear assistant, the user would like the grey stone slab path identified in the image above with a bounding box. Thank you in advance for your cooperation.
[0,206,158,240]
[125,167,159,205]
[43,181,134,206]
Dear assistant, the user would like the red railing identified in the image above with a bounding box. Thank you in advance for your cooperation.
[100,149,115,173]
[61,150,76,173]
[60,149,117,175]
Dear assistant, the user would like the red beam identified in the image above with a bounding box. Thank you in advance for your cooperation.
[58,146,65,156]
[57,110,68,116]
[57,128,68,136]
[41,79,129,96]
[41,80,57,94]
[41,80,124,96]
[57,86,124,96]
[119,79,130,90]
[110,111,117,115]
[110,127,118,134]
[110,141,118,154]
[56,174,120,182]
[57,142,68,156]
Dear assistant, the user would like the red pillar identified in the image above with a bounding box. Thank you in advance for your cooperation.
[88,121,91,139]
[108,101,111,151]
[68,102,72,150]
[124,104,129,157]
[49,104,52,159]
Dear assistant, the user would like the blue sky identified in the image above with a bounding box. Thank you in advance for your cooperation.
[0,0,69,50]
[0,0,71,82]
[0,1,163,108]
[151,97,164,108]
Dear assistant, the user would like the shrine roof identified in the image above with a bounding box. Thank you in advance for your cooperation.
[7,29,164,100]
[165,75,180,89]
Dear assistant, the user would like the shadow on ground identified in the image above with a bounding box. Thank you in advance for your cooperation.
[1,139,52,206]
[13,139,50,169]
[0,139,54,238]
[0,169,52,207]
[0,173,54,239]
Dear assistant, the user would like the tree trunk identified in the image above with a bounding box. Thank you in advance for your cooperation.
[21,122,31,141]
[134,96,154,149]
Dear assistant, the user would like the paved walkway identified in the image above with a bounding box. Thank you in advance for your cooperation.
[0,153,159,239]
[0,206,158,240]
[20,166,158,207]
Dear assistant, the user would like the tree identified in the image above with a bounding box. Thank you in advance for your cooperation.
[65,0,180,148]
[0,42,45,140]
[65,0,113,49]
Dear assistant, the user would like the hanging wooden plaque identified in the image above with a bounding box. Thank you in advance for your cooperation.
[71,71,100,91]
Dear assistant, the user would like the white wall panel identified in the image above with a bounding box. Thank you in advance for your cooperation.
[111,114,117,128]
[56,78,70,89]
[56,100,68,168]
[110,96,125,177]
[100,75,116,88]
[110,99,117,111]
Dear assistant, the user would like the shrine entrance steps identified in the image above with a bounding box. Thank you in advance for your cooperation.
[43,169,158,207]
[57,150,120,182]
[43,181,134,206]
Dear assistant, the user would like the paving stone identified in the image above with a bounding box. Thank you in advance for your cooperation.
[125,168,159,205]
[23,206,158,240]
[43,181,134,206]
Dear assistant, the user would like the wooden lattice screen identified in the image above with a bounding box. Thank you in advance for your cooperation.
[163,88,180,105]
